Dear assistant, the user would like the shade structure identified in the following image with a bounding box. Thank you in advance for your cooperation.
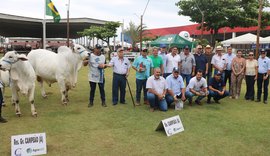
[150,34,195,48]
[221,33,263,45]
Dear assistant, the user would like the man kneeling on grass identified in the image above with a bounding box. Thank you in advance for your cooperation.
[207,72,229,104]
[185,70,208,105]
[146,68,168,112]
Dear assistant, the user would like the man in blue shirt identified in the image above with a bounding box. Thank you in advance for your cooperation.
[158,44,168,77]
[223,47,236,94]
[165,67,186,107]
[207,72,229,104]
[132,49,154,106]
[194,45,208,78]
[256,49,270,104]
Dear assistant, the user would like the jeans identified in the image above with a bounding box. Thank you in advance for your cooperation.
[112,73,127,104]
[181,73,192,85]
[224,70,232,92]
[245,75,255,100]
[206,71,212,86]
[136,79,147,102]
[257,73,269,101]
[185,90,206,102]
[147,92,167,111]
[89,80,105,103]
[208,90,229,101]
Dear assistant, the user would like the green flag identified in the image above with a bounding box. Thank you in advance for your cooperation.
[46,0,61,23]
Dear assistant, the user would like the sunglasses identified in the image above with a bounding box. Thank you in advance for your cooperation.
[249,54,254,56]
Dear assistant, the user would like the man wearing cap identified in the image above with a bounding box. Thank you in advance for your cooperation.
[165,67,186,107]
[149,47,164,75]
[185,70,208,105]
[256,49,270,104]
[207,72,229,104]
[180,45,195,85]
[211,46,227,81]
[132,48,154,106]
[83,44,107,107]
[165,46,181,78]
[205,45,214,84]
[194,45,208,78]
[223,46,236,93]
[106,48,131,105]
[146,68,168,112]
[158,44,168,77]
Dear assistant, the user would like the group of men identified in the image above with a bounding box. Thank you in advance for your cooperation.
[82,43,270,113]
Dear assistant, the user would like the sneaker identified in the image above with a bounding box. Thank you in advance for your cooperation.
[255,99,261,102]
[207,100,212,104]
[214,100,220,104]
[264,101,268,104]
[195,100,202,105]
[102,101,107,107]
[88,102,93,107]
[0,116,7,123]
[144,100,149,105]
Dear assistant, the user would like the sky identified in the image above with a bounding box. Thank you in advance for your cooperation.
[0,0,194,29]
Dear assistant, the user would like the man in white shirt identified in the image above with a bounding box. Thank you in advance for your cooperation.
[106,48,131,105]
[185,70,208,105]
[164,46,181,77]
[83,44,107,107]
[146,68,168,112]
[211,46,227,81]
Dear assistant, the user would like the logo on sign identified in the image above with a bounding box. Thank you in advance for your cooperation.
[14,148,22,156]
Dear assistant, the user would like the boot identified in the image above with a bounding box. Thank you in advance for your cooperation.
[102,101,107,107]
[0,106,7,123]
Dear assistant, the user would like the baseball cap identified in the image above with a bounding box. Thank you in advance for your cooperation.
[95,44,102,49]
[173,67,179,73]
[215,71,222,76]
[142,48,148,52]
[260,49,266,53]
[160,44,167,48]
[117,48,124,52]
[184,45,189,49]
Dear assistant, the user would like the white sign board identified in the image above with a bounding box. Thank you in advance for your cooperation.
[11,133,47,156]
[156,115,184,137]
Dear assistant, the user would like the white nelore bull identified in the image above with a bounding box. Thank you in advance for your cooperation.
[27,44,89,104]
[0,51,37,117]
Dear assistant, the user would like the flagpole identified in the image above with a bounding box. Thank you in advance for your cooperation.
[43,0,46,49]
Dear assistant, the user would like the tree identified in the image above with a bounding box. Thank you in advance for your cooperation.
[123,21,147,49]
[175,0,270,45]
[79,21,121,60]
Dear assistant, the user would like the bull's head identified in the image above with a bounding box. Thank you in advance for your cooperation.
[72,44,90,60]
[0,51,27,71]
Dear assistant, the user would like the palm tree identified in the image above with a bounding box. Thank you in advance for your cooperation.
[124,22,147,49]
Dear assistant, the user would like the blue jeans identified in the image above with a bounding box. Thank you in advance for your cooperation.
[136,79,147,102]
[181,73,192,85]
[165,94,174,106]
[112,73,127,104]
[147,92,167,111]
[208,90,229,101]
[185,90,206,102]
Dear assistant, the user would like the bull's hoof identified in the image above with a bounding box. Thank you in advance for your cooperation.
[2,103,6,107]
[42,95,48,99]
[32,113,38,117]
[16,113,21,117]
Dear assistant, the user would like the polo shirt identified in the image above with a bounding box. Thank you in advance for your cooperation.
[146,75,167,94]
[158,51,167,73]
[258,56,270,74]
[132,56,153,80]
[180,52,195,74]
[166,53,181,73]
[166,74,185,95]
[186,76,207,92]
[223,53,236,70]
[109,56,131,75]
[245,59,258,76]
[194,53,208,72]
[211,54,227,69]
[209,77,225,91]
[149,55,163,68]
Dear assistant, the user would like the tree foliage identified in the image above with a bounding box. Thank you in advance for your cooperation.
[176,0,270,44]
[123,21,147,48]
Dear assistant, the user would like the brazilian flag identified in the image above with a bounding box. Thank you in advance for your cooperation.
[46,0,61,23]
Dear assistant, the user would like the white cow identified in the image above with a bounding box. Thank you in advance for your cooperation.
[27,44,89,104]
[0,70,10,106]
[0,51,37,116]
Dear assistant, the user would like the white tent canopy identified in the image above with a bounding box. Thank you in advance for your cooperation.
[261,36,270,44]
[221,33,263,45]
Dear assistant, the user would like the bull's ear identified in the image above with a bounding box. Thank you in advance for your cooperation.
[18,54,28,61]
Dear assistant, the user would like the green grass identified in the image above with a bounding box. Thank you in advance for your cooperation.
[1,67,270,156]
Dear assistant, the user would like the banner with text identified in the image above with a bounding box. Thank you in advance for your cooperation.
[11,133,47,156]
